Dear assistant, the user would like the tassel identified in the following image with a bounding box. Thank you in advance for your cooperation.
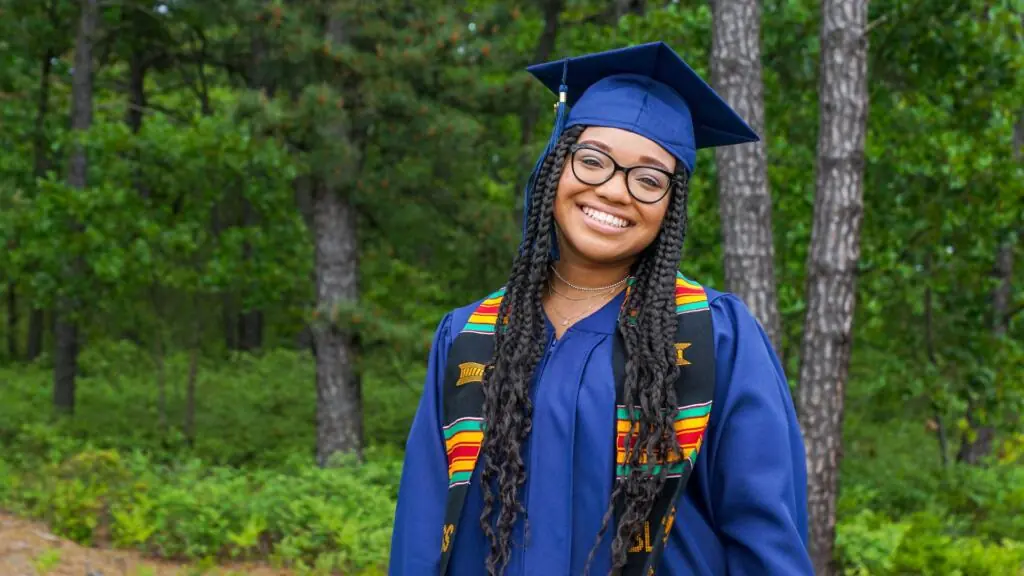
[521,60,570,262]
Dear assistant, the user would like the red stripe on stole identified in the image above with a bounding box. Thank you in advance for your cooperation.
[675,429,704,447]
[675,285,703,297]
[446,444,480,461]
[475,303,501,315]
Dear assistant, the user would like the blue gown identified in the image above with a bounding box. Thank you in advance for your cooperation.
[389,287,814,575]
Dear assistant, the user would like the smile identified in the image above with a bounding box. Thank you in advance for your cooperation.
[580,205,633,229]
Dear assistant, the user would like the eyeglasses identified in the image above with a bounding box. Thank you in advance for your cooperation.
[569,143,678,204]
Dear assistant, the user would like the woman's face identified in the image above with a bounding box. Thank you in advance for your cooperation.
[552,126,676,268]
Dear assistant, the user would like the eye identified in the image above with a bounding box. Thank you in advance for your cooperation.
[632,169,668,190]
[577,152,608,169]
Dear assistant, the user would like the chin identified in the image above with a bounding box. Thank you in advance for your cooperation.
[559,232,644,266]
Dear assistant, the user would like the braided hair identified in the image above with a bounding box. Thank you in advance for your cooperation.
[478,125,692,575]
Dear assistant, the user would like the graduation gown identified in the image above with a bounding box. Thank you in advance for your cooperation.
[389,287,814,575]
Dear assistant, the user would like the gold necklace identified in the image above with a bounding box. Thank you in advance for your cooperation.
[549,265,629,292]
[546,284,619,327]
[547,278,613,302]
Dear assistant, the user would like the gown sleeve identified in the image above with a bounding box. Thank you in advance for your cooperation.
[707,294,814,575]
[388,312,454,576]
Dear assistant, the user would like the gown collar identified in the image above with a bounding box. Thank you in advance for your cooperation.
[543,285,628,337]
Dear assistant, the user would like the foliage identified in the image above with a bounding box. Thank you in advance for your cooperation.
[0,0,1021,573]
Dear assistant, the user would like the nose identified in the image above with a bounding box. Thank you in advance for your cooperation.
[593,169,631,204]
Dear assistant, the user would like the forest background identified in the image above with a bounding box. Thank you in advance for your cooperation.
[0,0,1021,575]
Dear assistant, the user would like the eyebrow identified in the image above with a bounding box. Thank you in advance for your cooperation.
[579,139,673,172]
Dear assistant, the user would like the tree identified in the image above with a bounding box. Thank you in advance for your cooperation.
[797,0,870,572]
[710,0,782,352]
[54,0,99,414]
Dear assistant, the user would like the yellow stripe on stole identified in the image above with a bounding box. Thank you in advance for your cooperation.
[675,294,707,306]
[448,457,478,474]
[445,431,483,452]
[673,414,711,433]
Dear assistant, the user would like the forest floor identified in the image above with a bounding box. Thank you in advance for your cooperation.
[0,512,293,576]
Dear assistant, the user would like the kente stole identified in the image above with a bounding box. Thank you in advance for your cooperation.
[439,272,716,575]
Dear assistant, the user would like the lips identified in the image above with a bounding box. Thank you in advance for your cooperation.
[580,205,633,229]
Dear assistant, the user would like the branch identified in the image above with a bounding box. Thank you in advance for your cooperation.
[865,13,889,34]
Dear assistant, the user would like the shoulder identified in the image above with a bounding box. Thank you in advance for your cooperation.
[702,286,770,353]
[430,287,506,349]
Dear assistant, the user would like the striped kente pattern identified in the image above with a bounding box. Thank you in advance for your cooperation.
[461,289,505,335]
[675,272,708,315]
[444,417,484,487]
[615,401,713,479]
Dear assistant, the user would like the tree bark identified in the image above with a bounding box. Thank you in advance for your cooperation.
[234,12,268,353]
[924,253,948,467]
[25,48,55,362]
[313,15,363,466]
[5,286,15,359]
[520,0,564,148]
[797,0,870,573]
[27,309,44,361]
[710,0,782,354]
[55,0,98,414]
[517,0,564,224]
[238,200,263,351]
[613,0,645,19]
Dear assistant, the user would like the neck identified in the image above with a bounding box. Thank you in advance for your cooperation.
[550,256,632,290]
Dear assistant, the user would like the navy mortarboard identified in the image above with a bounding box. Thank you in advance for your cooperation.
[522,41,760,235]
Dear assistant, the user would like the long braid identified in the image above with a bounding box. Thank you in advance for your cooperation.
[584,169,692,574]
[479,125,586,575]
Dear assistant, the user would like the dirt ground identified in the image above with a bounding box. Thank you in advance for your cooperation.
[0,512,294,576]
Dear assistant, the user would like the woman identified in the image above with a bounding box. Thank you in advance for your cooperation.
[389,42,813,576]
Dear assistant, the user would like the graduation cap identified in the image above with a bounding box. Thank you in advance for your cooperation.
[521,41,759,241]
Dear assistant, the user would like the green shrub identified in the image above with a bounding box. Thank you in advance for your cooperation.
[0,443,399,573]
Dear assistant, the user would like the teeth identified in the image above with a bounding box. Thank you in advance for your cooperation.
[582,206,630,228]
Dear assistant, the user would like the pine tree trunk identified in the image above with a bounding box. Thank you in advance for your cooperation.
[518,0,564,223]
[710,0,782,354]
[312,175,362,465]
[27,309,44,361]
[55,0,98,414]
[613,0,645,19]
[5,285,15,359]
[520,0,563,148]
[238,200,263,351]
[234,16,267,353]
[312,14,363,467]
[26,47,54,362]
[797,0,870,573]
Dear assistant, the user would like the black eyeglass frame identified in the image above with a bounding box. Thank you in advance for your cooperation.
[568,143,683,204]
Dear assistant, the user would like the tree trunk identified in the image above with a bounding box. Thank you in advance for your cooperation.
[517,0,564,224]
[312,174,362,465]
[710,0,782,354]
[26,48,55,362]
[234,15,269,353]
[312,13,362,467]
[520,0,563,148]
[27,309,44,361]
[238,200,263,351]
[183,315,200,446]
[55,0,98,414]
[957,111,1020,464]
[126,50,146,134]
[613,0,645,19]
[5,285,15,359]
[924,253,948,467]
[797,0,870,573]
